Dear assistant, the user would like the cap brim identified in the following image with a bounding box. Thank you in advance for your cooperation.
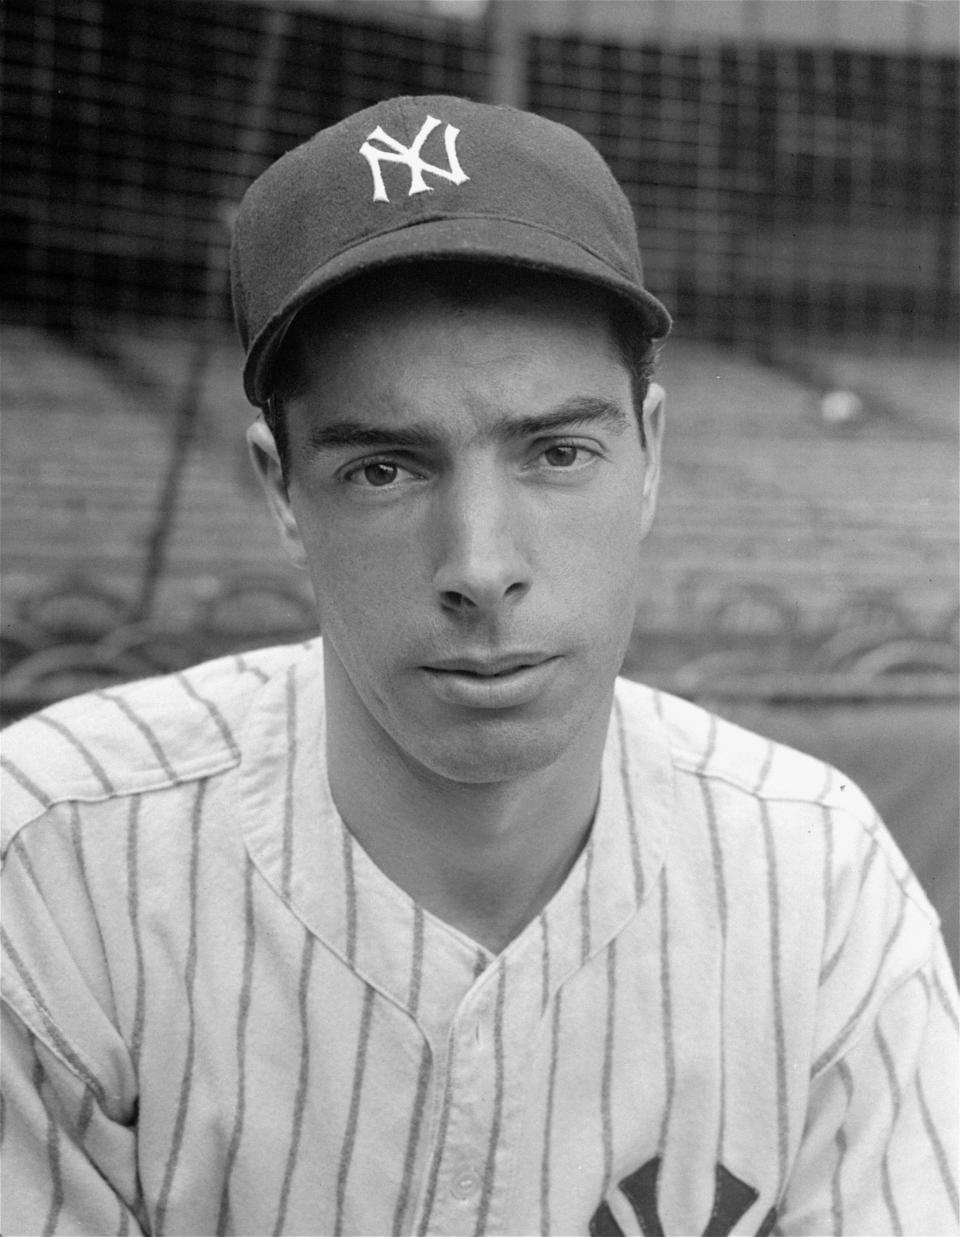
[244,215,672,405]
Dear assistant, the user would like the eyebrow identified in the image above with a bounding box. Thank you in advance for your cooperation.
[305,396,629,453]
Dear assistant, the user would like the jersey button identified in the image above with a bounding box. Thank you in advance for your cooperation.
[451,1165,481,1199]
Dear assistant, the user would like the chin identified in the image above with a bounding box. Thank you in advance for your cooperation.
[398,712,588,786]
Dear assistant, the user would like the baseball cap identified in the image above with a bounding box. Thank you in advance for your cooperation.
[231,94,672,407]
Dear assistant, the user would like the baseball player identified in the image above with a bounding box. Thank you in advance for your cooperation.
[2,96,957,1237]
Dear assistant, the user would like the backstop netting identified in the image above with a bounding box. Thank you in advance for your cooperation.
[3,0,957,349]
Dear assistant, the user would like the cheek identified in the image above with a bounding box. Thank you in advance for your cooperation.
[562,489,649,632]
[548,482,647,573]
[291,499,419,633]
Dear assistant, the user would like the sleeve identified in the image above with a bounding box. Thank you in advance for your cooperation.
[2,1005,146,1237]
[1,804,147,1237]
[778,912,960,1235]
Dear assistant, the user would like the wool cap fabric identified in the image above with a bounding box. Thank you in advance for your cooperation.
[231,94,672,407]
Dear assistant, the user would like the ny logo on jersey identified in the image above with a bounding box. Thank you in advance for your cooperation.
[358,116,470,203]
[589,1157,777,1237]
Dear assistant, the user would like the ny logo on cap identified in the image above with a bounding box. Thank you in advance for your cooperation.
[359,115,470,203]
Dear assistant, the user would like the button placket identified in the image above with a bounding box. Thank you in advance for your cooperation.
[419,939,555,1233]
[420,987,494,1227]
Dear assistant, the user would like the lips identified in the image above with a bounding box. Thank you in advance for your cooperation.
[421,654,561,709]
[425,654,551,677]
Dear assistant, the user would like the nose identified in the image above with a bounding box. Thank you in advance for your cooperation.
[432,470,532,615]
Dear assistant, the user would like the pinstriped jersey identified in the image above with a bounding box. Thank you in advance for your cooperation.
[2,640,957,1237]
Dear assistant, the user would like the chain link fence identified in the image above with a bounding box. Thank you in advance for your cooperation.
[4,0,957,346]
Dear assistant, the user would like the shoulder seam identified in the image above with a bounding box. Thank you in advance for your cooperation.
[1,754,238,862]
[674,756,831,808]
[678,761,939,933]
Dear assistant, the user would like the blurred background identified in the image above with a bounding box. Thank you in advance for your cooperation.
[2,0,957,966]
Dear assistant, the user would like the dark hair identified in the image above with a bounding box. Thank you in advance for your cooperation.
[264,263,659,482]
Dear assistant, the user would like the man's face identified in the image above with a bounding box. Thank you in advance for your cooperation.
[250,275,663,784]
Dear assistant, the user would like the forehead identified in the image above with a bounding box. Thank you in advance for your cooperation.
[285,267,627,417]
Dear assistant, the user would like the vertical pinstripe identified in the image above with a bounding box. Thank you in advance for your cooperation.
[614,696,645,903]
[657,867,676,1154]
[175,675,241,760]
[815,759,835,965]
[539,992,562,1236]
[1,754,54,813]
[1,928,108,1105]
[10,835,44,895]
[700,712,720,770]
[760,802,790,1196]
[69,806,113,977]
[216,859,257,1237]
[699,773,729,1164]
[858,837,880,895]
[917,975,960,1215]
[155,782,207,1235]
[281,667,298,901]
[819,807,839,984]
[819,829,879,985]
[393,907,430,1237]
[32,715,115,795]
[815,761,834,804]
[394,1043,432,1237]
[754,740,776,796]
[881,1163,904,1235]
[916,1073,960,1219]
[125,799,146,1075]
[273,933,316,1237]
[416,1050,457,1237]
[96,693,179,783]
[930,964,959,1034]
[932,966,959,1033]
[580,842,594,965]
[71,797,130,1186]
[76,1088,95,1143]
[812,888,909,1073]
[698,778,727,939]
[408,906,425,1015]
[875,1027,904,1234]
[342,830,358,965]
[5,653,959,1236]
[830,1060,855,1235]
[474,962,508,1237]
[335,987,376,1237]
[35,1045,63,1237]
[600,939,617,1193]
[539,911,551,1015]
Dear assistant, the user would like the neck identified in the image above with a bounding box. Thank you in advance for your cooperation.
[323,651,611,955]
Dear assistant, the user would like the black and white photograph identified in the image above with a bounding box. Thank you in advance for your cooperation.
[2,2,957,1234]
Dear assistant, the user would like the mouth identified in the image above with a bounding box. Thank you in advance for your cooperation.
[425,654,553,678]
[421,654,561,709]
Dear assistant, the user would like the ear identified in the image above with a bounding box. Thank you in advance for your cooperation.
[246,417,308,569]
[638,382,665,539]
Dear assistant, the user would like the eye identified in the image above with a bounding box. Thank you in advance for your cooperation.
[355,461,399,487]
[534,440,598,472]
[341,456,423,489]
[542,443,581,468]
